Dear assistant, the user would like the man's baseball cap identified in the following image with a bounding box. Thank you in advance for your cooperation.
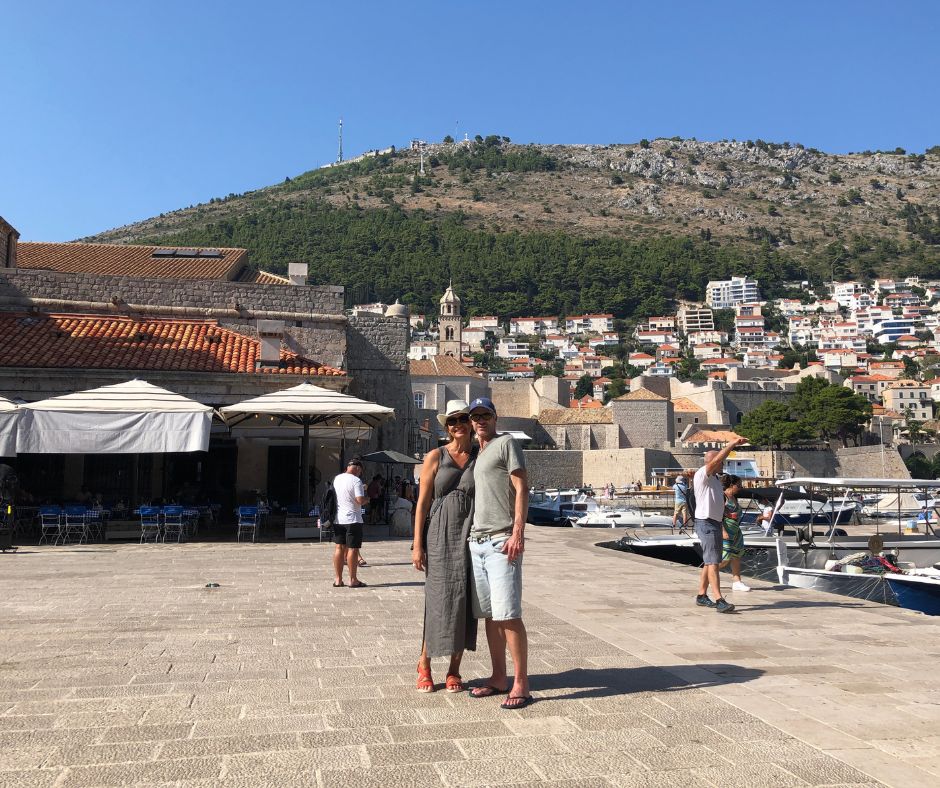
[468,397,497,415]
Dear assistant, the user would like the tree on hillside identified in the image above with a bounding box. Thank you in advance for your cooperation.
[802,384,873,447]
[737,401,808,452]
[574,374,594,399]
[604,378,627,403]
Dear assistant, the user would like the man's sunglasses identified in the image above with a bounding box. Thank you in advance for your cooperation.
[470,412,494,422]
[445,414,470,427]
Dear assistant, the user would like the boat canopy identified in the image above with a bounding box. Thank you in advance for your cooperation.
[780,477,940,490]
[739,486,826,503]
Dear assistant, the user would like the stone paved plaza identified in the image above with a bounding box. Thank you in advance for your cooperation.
[1,527,939,787]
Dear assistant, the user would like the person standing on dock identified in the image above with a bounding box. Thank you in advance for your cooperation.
[693,436,746,613]
[466,397,533,710]
[672,470,693,533]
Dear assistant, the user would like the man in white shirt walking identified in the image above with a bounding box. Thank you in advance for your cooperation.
[332,457,369,588]
[693,436,746,613]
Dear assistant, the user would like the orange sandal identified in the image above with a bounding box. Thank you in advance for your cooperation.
[416,665,434,693]
[445,674,464,693]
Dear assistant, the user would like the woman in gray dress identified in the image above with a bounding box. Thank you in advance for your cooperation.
[412,399,478,692]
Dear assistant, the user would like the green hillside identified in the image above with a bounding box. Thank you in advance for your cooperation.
[85,138,940,319]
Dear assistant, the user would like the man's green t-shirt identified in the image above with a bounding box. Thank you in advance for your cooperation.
[472,433,526,536]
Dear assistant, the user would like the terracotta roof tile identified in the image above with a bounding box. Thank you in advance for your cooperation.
[613,387,666,402]
[16,242,247,280]
[409,356,482,378]
[672,397,706,412]
[0,314,341,376]
[242,269,291,285]
[684,429,744,445]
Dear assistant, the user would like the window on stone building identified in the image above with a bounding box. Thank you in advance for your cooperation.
[414,392,425,409]
[446,327,454,341]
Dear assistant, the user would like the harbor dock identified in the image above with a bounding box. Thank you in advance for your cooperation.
[0,529,938,786]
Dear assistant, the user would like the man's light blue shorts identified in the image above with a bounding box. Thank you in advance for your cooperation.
[469,533,523,621]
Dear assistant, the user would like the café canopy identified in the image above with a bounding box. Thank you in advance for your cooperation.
[15,379,212,454]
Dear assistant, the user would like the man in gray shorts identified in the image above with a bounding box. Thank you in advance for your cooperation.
[466,397,533,709]
[693,436,745,613]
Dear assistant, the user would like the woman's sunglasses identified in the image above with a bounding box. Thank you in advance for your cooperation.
[445,414,470,427]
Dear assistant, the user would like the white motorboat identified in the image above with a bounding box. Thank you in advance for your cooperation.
[774,537,940,615]
[571,508,673,529]
[529,488,600,525]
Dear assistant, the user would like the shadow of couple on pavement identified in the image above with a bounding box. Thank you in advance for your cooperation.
[532,663,764,700]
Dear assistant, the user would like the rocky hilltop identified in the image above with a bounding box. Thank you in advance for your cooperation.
[87,137,940,259]
[81,138,940,319]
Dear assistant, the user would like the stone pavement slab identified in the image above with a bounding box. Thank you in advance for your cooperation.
[0,529,936,786]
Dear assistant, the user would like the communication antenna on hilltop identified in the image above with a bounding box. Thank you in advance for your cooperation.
[337,117,344,163]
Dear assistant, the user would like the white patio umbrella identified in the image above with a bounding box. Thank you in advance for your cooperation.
[220,381,395,511]
[16,379,212,454]
[0,396,18,457]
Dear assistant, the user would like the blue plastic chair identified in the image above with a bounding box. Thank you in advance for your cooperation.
[139,506,161,543]
[237,506,259,543]
[162,506,185,542]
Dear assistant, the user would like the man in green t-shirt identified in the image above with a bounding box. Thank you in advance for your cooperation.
[466,397,532,710]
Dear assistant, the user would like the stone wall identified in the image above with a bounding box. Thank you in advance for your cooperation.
[611,400,674,448]
[720,382,794,426]
[523,450,583,489]
[522,446,855,491]
[346,315,412,453]
[0,268,345,317]
[0,219,17,268]
[490,376,568,418]
[539,423,619,451]
[835,445,909,478]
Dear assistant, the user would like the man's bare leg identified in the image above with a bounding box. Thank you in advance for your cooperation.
[502,619,529,702]
[471,619,510,696]
[333,545,347,585]
[346,547,360,585]
[705,564,722,599]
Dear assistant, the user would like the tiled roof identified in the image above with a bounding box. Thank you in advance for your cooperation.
[409,356,482,378]
[538,408,613,425]
[16,242,248,280]
[672,397,706,412]
[242,269,291,285]
[613,387,665,402]
[684,429,744,445]
[0,314,342,376]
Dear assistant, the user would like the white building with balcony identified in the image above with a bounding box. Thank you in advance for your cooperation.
[678,306,715,333]
[566,314,614,334]
[705,277,761,309]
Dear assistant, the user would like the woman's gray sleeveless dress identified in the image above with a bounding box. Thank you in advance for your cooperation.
[423,446,478,658]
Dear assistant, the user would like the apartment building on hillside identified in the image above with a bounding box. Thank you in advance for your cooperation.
[705,276,761,309]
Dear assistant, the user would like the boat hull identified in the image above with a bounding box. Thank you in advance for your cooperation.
[885,575,940,616]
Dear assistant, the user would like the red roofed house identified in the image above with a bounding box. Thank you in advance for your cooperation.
[0,217,414,509]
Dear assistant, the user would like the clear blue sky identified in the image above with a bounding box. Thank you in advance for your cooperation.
[2,0,938,241]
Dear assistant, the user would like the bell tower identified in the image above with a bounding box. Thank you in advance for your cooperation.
[438,282,462,357]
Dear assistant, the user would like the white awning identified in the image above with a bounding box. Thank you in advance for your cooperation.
[16,379,212,454]
[0,397,18,457]
[220,381,395,426]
